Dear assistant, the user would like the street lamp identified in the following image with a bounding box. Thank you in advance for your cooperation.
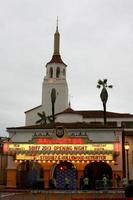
[125,142,130,183]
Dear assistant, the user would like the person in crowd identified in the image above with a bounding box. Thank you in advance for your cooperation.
[102,174,108,189]
[125,180,133,197]
[80,176,84,190]
[122,177,128,187]
[114,174,121,188]
[116,174,121,188]
[83,176,89,190]
[49,179,53,189]
[52,178,56,189]
[65,177,70,190]
[114,174,117,188]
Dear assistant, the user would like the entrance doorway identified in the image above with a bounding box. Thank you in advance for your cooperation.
[17,161,44,189]
[84,162,112,189]
[53,161,77,190]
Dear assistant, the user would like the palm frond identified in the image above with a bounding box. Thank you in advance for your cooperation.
[36,119,42,124]
[36,111,47,124]
[97,79,103,85]
[103,79,107,84]
[37,112,42,117]
[47,116,53,122]
[42,111,46,116]
[97,85,101,89]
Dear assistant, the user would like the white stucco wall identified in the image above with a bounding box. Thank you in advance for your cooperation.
[83,117,133,126]
[56,113,83,123]
[42,62,68,116]
[25,105,43,126]
[9,131,33,142]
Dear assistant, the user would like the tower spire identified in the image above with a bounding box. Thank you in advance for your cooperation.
[46,19,67,66]
[56,16,58,32]
[54,17,60,55]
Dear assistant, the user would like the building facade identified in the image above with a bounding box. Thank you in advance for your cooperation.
[4,23,133,189]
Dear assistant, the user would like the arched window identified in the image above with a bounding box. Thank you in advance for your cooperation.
[49,67,53,78]
[56,67,60,78]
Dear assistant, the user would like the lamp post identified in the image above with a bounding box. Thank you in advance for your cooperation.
[125,142,130,183]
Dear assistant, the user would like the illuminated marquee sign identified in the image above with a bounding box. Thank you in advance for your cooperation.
[5,143,114,154]
[34,137,84,144]
[16,154,113,161]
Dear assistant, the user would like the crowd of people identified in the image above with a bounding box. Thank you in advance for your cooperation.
[49,176,72,190]
[48,173,133,198]
[49,174,120,190]
[125,180,133,198]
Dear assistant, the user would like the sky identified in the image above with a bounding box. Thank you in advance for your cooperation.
[0,0,133,136]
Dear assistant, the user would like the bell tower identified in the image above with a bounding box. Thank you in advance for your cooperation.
[42,19,69,115]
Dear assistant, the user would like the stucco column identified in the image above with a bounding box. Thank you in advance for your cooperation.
[6,168,17,188]
[7,156,16,168]
[44,169,50,189]
[78,170,84,189]
[6,156,17,188]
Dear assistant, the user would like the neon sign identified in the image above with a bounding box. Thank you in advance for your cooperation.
[34,137,84,144]
[16,154,113,161]
[4,143,114,154]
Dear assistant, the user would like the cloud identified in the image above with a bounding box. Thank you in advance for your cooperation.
[0,0,133,136]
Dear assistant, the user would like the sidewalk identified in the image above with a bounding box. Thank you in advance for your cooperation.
[0,189,126,200]
[0,185,5,189]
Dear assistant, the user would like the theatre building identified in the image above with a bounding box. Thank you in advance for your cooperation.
[5,23,133,189]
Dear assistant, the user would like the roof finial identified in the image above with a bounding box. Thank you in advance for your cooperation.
[54,16,60,55]
[56,16,58,32]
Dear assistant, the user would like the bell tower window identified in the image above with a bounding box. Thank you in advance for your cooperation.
[50,67,53,78]
[56,67,60,78]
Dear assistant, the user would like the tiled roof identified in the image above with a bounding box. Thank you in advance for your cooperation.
[61,107,75,113]
[77,110,133,118]
[46,55,67,66]
[57,108,133,118]
[7,122,119,130]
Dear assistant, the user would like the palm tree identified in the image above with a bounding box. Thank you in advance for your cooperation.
[36,111,54,125]
[36,111,47,124]
[51,88,56,123]
[36,88,56,125]
[97,79,113,125]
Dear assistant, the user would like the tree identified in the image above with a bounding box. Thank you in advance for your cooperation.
[97,79,113,125]
[36,111,53,125]
[36,111,47,124]
[51,88,56,123]
[36,88,56,125]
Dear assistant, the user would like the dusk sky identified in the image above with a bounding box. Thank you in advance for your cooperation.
[1,0,133,136]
